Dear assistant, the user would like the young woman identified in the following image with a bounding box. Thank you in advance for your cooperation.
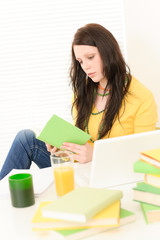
[0,23,157,180]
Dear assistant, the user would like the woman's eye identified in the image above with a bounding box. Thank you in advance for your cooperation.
[88,56,94,60]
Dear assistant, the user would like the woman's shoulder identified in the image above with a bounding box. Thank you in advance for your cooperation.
[129,76,154,99]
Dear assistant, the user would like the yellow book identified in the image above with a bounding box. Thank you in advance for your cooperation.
[144,174,160,188]
[33,208,135,240]
[32,201,120,230]
[140,148,160,168]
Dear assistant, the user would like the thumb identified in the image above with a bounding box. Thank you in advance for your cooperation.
[51,147,58,154]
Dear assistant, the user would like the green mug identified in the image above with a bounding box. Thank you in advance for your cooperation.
[8,173,35,208]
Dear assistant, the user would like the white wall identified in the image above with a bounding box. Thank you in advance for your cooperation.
[124,0,160,126]
[0,0,125,166]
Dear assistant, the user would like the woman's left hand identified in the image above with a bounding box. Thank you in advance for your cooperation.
[60,142,93,163]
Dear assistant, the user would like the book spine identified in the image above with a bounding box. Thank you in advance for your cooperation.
[85,191,123,222]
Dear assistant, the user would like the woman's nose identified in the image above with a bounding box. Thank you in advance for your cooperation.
[83,61,90,72]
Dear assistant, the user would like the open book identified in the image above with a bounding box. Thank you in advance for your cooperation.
[37,114,91,149]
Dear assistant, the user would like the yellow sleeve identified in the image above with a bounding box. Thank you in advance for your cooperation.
[134,91,157,133]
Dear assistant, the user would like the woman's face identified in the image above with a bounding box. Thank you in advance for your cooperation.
[73,45,107,87]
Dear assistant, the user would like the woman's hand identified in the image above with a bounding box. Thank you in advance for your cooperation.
[45,143,58,154]
[60,142,93,163]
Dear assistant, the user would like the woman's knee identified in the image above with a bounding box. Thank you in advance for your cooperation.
[15,129,35,144]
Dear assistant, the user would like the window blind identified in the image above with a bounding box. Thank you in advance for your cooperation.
[0,0,126,165]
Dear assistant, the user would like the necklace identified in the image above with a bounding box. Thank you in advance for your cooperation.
[88,88,106,142]
[91,109,104,115]
[88,76,127,142]
[98,84,107,91]
[87,107,104,143]
[97,84,110,97]
[96,91,110,97]
[86,121,103,143]
[94,88,110,97]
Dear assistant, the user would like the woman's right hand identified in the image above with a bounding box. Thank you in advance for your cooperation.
[45,143,58,154]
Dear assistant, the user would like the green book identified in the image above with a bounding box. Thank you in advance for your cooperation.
[134,182,160,195]
[119,208,135,222]
[35,209,135,240]
[140,202,160,224]
[134,160,160,175]
[133,182,160,206]
[42,187,123,223]
[37,114,91,149]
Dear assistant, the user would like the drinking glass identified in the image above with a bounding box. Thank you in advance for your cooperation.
[8,173,35,208]
[50,151,75,196]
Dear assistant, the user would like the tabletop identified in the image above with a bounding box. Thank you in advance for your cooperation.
[0,168,160,240]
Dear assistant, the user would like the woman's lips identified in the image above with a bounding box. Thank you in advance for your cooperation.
[88,72,96,78]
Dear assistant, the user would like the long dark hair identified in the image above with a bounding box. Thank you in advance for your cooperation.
[70,23,131,138]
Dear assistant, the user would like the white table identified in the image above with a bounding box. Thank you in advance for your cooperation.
[0,171,160,240]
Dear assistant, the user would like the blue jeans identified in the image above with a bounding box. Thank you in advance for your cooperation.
[0,129,51,180]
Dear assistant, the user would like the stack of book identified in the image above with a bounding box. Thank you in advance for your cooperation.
[133,148,160,224]
[31,187,135,240]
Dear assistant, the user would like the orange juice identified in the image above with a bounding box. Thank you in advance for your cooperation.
[53,165,75,196]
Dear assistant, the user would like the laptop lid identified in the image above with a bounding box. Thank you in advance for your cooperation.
[90,130,160,188]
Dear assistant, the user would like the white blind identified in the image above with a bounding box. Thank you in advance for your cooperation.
[0,0,126,165]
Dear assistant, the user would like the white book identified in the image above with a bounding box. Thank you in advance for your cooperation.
[140,148,160,168]
[140,154,160,168]
[145,174,160,188]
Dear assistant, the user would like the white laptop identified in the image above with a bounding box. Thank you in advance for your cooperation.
[75,130,160,188]
[89,129,160,188]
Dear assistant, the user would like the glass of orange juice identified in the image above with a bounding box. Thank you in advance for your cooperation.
[50,151,75,197]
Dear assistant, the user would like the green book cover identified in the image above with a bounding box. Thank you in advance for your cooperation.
[37,114,91,149]
[133,182,160,195]
[42,187,123,223]
[134,160,160,175]
[119,208,134,219]
[140,202,149,223]
[140,202,160,224]
[119,208,136,226]
[55,228,87,237]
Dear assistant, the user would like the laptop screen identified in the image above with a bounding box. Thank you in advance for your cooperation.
[90,130,160,188]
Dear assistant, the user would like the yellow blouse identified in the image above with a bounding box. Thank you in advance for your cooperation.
[73,77,158,147]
